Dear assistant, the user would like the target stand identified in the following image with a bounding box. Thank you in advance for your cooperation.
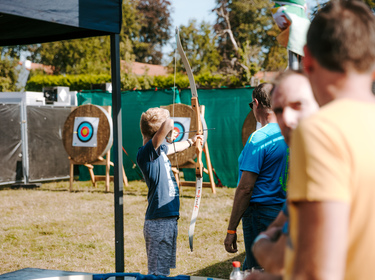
[162,104,216,194]
[62,105,128,192]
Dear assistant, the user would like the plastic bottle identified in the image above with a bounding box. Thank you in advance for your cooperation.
[229,261,243,280]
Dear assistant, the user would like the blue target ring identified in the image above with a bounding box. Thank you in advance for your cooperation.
[174,122,184,142]
[77,121,94,142]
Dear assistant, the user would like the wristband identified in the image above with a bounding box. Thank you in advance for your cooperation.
[227,229,236,234]
[251,233,270,251]
[187,139,192,147]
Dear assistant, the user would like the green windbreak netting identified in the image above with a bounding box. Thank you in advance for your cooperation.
[76,87,254,188]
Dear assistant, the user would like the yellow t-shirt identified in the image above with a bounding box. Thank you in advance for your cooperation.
[285,98,375,280]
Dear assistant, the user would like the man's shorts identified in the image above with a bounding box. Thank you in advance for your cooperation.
[143,217,178,276]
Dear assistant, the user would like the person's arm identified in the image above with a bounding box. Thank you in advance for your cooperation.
[166,134,203,155]
[152,118,174,149]
[224,171,258,253]
[291,201,349,280]
[252,227,286,275]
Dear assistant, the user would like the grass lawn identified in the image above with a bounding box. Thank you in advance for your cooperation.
[0,180,245,279]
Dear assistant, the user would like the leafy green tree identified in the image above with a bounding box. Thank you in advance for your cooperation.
[263,44,288,71]
[172,20,221,75]
[133,0,173,64]
[365,0,375,10]
[121,0,139,60]
[0,55,19,92]
[0,47,20,92]
[213,0,287,73]
[31,37,111,75]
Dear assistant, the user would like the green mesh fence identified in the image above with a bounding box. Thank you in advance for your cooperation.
[77,87,254,188]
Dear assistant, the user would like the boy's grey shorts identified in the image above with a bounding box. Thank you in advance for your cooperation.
[144,217,178,276]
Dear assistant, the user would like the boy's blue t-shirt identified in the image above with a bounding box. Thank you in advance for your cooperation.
[238,123,289,205]
[136,139,180,220]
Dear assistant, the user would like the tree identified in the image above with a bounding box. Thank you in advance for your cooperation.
[121,0,140,61]
[133,0,173,64]
[0,55,19,92]
[365,0,375,10]
[172,20,221,75]
[213,0,287,74]
[31,37,111,75]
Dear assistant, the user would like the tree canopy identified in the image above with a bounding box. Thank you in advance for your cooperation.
[170,20,221,75]
[6,0,373,90]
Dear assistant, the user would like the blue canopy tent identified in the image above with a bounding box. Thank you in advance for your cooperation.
[0,0,125,273]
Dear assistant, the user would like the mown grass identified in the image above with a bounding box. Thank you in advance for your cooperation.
[0,180,245,278]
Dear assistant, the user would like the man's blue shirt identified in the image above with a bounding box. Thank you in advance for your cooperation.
[137,140,180,220]
[238,123,289,204]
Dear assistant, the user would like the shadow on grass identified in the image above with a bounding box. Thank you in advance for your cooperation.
[189,252,246,279]
[0,184,41,191]
[180,193,196,199]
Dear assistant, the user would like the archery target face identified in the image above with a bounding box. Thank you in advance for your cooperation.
[173,122,184,142]
[77,122,93,142]
[72,117,99,147]
[162,117,191,145]
[172,117,190,142]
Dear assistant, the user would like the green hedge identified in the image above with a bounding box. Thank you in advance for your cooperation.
[26,74,112,91]
[26,72,251,92]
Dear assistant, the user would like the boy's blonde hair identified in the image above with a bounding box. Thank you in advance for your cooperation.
[140,107,170,139]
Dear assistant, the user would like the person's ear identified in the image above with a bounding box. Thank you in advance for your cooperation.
[254,98,259,108]
[303,45,313,74]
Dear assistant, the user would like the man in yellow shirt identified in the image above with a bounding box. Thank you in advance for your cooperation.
[285,0,375,279]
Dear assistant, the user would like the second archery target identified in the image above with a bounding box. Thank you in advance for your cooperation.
[161,103,208,166]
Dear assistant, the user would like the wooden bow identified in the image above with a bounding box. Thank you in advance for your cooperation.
[176,27,203,252]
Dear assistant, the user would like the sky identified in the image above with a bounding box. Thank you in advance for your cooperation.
[163,0,217,61]
[170,0,217,28]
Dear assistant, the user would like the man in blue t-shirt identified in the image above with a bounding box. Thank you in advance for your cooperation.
[136,107,202,276]
[224,83,289,270]
[248,71,319,279]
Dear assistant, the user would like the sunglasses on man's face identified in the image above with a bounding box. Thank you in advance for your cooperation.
[249,100,255,109]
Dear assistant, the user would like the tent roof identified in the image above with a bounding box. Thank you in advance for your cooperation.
[0,0,122,46]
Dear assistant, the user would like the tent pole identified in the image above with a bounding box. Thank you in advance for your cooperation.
[110,33,125,274]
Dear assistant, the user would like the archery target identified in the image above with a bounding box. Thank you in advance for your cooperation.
[172,117,190,142]
[73,117,99,147]
[161,103,208,166]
